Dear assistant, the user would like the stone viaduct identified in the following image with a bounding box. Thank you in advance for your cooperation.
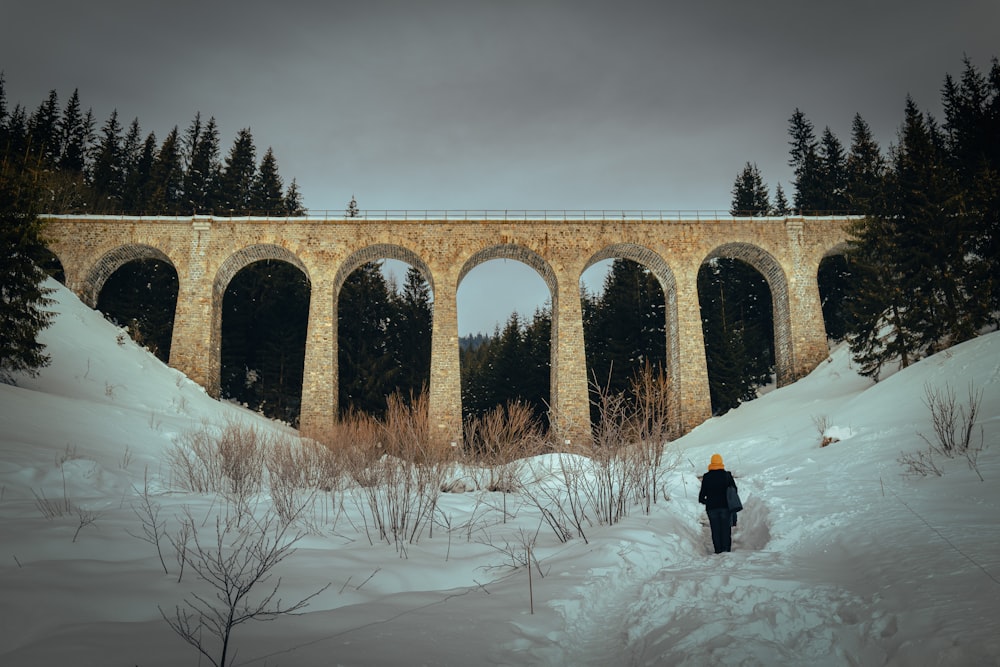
[41,213,852,445]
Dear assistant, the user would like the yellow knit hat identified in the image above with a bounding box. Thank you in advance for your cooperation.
[708,453,724,471]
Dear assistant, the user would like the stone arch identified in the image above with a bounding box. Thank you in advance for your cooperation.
[702,242,794,386]
[331,243,435,418]
[213,244,311,298]
[81,244,175,307]
[583,243,681,427]
[458,244,555,293]
[817,241,853,341]
[458,243,558,421]
[209,244,312,397]
[822,241,851,259]
[333,243,434,296]
[457,243,558,356]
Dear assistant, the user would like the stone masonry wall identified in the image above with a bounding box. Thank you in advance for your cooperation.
[41,215,851,445]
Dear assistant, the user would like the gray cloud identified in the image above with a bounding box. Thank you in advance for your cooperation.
[3,0,997,332]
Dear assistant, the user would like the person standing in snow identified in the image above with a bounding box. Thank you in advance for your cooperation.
[698,453,737,554]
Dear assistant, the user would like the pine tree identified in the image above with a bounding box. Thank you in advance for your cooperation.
[0,76,26,175]
[843,215,912,378]
[942,56,1000,321]
[284,179,304,216]
[818,127,848,211]
[390,266,432,401]
[2,102,30,161]
[460,330,494,419]
[43,89,92,212]
[845,113,886,214]
[729,162,770,215]
[493,313,528,404]
[118,119,143,208]
[218,128,256,214]
[122,131,157,213]
[787,109,823,213]
[28,90,60,166]
[0,72,7,137]
[251,148,285,214]
[220,260,309,424]
[459,306,552,424]
[25,90,85,212]
[181,113,202,174]
[698,258,774,414]
[520,306,552,424]
[891,99,987,349]
[147,127,184,214]
[584,259,667,420]
[89,110,124,212]
[845,95,989,377]
[771,183,791,215]
[57,89,89,173]
[0,148,54,381]
[338,261,398,417]
[183,114,221,214]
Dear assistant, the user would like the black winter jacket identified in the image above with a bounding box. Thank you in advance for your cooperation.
[699,469,736,511]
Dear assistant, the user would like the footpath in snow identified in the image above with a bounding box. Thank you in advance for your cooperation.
[0,280,998,665]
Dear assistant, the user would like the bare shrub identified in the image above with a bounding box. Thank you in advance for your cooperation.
[479,525,543,574]
[588,380,634,525]
[919,382,983,455]
[127,468,169,574]
[463,400,547,494]
[167,419,267,504]
[160,507,329,667]
[588,362,677,524]
[898,448,944,478]
[167,424,225,493]
[811,414,839,447]
[519,363,678,541]
[909,381,988,480]
[265,435,342,528]
[168,509,194,583]
[381,391,436,462]
[624,362,678,509]
[325,410,383,488]
[32,487,73,519]
[336,393,449,552]
[217,420,266,504]
[32,466,73,519]
[72,506,101,542]
[519,454,588,543]
[55,443,81,467]
[31,478,101,541]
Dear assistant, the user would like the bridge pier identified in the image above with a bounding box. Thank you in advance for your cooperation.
[168,265,218,396]
[785,220,833,380]
[299,277,337,438]
[551,268,592,447]
[673,269,713,431]
[427,271,464,448]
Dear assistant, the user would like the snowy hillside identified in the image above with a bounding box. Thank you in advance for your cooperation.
[0,279,998,666]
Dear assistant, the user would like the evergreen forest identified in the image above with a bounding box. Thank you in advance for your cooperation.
[728,56,999,383]
[3,55,998,436]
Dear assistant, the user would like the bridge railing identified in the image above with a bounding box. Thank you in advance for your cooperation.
[303,209,726,220]
[41,209,862,221]
[299,209,859,221]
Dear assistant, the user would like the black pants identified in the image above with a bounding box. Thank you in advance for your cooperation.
[707,507,733,553]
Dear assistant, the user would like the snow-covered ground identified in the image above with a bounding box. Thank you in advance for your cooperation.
[1,279,998,666]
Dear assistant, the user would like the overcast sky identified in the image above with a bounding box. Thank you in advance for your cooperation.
[3,1,997,335]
